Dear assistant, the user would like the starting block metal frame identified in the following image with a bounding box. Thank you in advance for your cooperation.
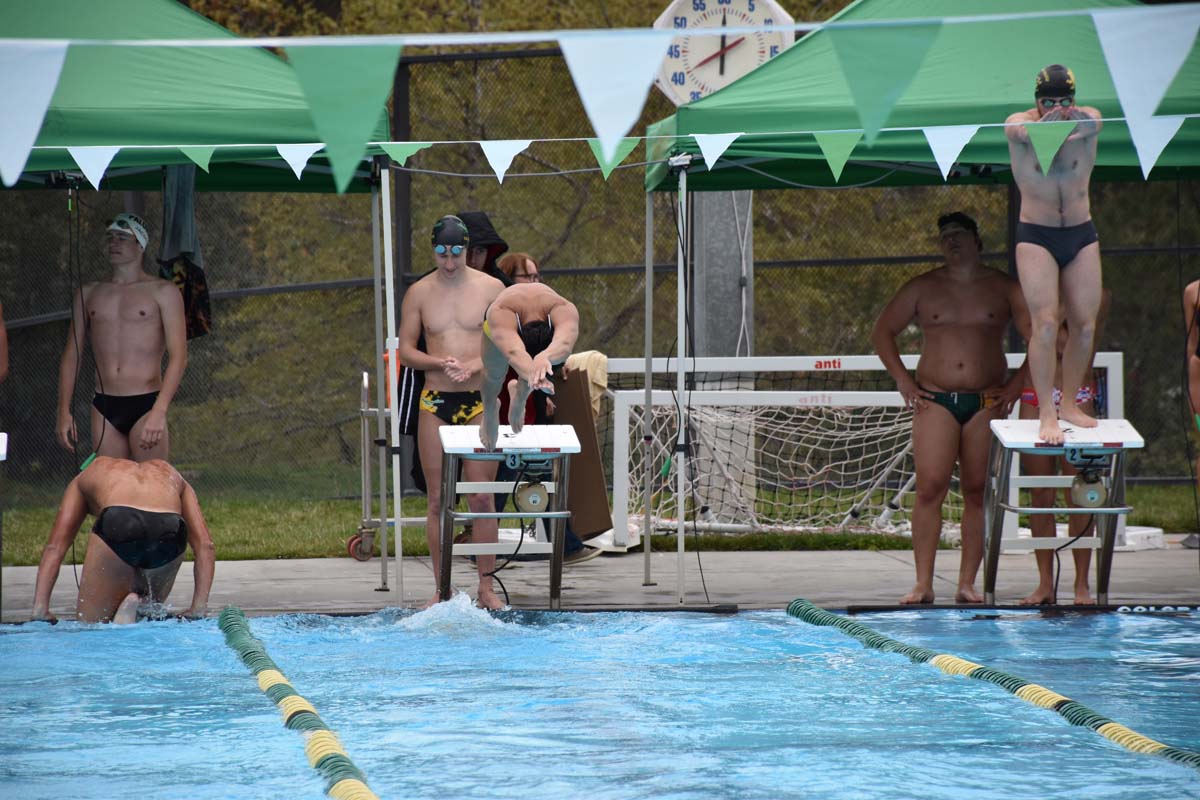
[982,419,1143,605]
[437,424,580,609]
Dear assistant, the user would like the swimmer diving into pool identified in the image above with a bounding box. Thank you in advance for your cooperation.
[31,457,215,624]
[479,282,580,451]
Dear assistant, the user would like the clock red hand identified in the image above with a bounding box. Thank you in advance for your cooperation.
[692,36,746,70]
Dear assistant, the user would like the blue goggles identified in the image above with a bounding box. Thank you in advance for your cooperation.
[434,244,465,256]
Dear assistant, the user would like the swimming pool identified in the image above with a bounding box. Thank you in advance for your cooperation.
[2,598,1198,799]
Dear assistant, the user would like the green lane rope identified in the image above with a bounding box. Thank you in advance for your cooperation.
[218,607,381,800]
[787,598,1200,771]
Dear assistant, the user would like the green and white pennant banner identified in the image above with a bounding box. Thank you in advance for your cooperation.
[287,44,402,193]
[479,140,532,183]
[0,42,67,187]
[180,146,216,173]
[560,30,672,164]
[276,143,324,180]
[1093,5,1199,178]
[1023,121,1075,174]
[828,22,941,145]
[380,142,432,166]
[692,133,743,171]
[922,125,979,181]
[586,137,639,180]
[67,146,121,190]
[813,130,862,183]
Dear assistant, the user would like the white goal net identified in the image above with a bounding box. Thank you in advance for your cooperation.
[602,354,1122,547]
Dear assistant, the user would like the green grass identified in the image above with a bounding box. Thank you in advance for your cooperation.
[4,484,1195,568]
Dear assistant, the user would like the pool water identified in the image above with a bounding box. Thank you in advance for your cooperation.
[2,598,1198,800]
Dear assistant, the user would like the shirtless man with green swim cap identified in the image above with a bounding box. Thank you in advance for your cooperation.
[872,212,1030,605]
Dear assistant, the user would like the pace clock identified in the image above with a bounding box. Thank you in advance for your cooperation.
[653,0,795,107]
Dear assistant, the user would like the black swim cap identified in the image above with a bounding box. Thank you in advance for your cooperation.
[1035,64,1075,98]
[520,320,554,357]
[431,215,469,247]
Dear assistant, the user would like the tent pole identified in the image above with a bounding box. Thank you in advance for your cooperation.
[642,189,656,587]
[676,168,688,604]
[370,173,390,591]
[380,165,405,603]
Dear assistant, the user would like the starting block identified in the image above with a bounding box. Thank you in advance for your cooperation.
[437,424,581,609]
[982,419,1143,605]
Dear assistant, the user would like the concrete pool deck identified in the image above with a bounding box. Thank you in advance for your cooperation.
[4,535,1198,622]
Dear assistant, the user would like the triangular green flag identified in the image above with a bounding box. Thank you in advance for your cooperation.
[828,22,941,144]
[380,142,432,166]
[813,131,863,183]
[1023,121,1077,174]
[287,45,401,193]
[179,146,216,173]
[586,137,639,180]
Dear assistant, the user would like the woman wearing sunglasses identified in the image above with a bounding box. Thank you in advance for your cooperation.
[1004,64,1104,446]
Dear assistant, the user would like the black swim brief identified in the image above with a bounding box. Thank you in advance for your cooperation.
[92,392,159,436]
[93,505,188,571]
[1015,220,1099,269]
[920,386,998,426]
[419,389,484,425]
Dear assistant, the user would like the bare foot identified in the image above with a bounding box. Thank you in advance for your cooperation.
[480,400,499,451]
[420,593,443,610]
[900,586,935,604]
[1074,587,1095,605]
[508,380,528,434]
[476,587,505,611]
[1020,588,1056,606]
[1038,409,1064,445]
[955,585,984,604]
[1059,402,1098,429]
[113,592,140,624]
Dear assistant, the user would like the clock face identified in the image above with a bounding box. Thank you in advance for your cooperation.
[654,0,794,106]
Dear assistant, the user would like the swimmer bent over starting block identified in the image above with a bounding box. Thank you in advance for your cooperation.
[479,282,580,450]
[31,457,215,623]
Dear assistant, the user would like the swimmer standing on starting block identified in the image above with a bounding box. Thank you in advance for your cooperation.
[479,282,579,451]
[1006,64,1104,445]
[31,457,215,623]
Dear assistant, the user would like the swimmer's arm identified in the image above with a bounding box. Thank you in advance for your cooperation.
[540,302,580,367]
[1005,110,1036,144]
[871,282,931,410]
[397,287,445,372]
[154,283,188,411]
[489,319,537,378]
[1065,106,1102,142]
[140,285,187,449]
[32,479,88,620]
[871,283,918,385]
[180,483,215,617]
[1184,283,1200,361]
[55,286,90,450]
[0,299,8,384]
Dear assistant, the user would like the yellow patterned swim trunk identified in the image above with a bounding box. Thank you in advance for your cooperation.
[420,389,483,425]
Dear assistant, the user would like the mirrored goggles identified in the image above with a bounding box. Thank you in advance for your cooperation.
[1039,96,1075,109]
[434,244,465,256]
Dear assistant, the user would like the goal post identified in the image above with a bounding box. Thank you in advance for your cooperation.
[603,353,1123,548]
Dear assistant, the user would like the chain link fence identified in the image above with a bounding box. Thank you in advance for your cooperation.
[2,52,1198,517]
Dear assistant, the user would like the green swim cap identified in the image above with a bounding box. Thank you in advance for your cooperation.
[431,215,469,247]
